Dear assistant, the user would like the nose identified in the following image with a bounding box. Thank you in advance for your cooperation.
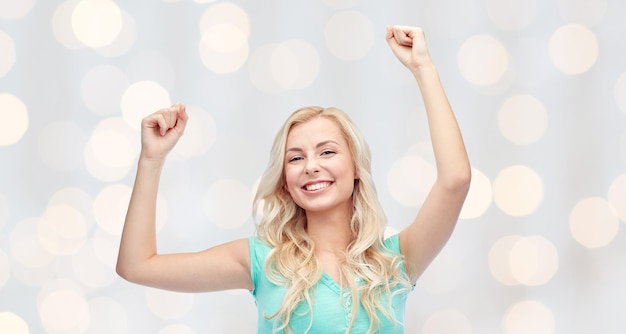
[304,158,320,174]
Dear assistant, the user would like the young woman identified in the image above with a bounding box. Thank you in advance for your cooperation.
[117,25,471,333]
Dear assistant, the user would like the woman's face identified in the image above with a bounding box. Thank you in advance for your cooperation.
[283,116,357,215]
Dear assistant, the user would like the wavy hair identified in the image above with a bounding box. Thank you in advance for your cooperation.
[253,106,411,333]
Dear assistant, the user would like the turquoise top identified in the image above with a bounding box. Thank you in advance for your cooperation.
[248,234,411,333]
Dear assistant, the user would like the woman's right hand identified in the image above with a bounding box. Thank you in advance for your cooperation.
[140,103,188,162]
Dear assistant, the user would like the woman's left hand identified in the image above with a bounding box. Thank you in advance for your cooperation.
[386,25,432,72]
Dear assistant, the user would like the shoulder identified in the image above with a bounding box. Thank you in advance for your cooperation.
[248,236,272,255]
[248,237,272,287]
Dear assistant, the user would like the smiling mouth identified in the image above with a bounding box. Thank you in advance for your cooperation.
[304,182,332,191]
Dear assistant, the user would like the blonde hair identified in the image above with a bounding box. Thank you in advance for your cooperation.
[253,106,411,333]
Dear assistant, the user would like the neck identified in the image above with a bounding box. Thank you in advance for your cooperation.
[305,208,353,253]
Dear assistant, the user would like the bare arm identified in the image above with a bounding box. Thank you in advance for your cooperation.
[116,104,253,292]
[387,26,471,282]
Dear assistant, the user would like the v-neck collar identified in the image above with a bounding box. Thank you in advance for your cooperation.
[319,272,364,295]
[320,272,344,295]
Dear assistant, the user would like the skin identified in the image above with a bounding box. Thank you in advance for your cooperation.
[116,25,470,292]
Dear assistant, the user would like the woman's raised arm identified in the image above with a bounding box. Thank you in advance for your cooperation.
[116,104,252,292]
[387,26,472,282]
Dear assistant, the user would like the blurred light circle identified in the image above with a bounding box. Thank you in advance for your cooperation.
[0,0,35,20]
[93,8,136,57]
[121,80,171,130]
[198,2,250,37]
[145,288,195,320]
[86,297,128,334]
[557,0,607,26]
[570,197,619,248]
[84,117,138,182]
[38,204,88,256]
[38,120,87,171]
[614,71,626,116]
[493,165,543,216]
[271,39,320,90]
[81,64,129,116]
[249,39,321,94]
[460,168,492,219]
[487,0,536,31]
[84,144,130,182]
[92,230,119,268]
[91,130,134,168]
[0,31,16,77]
[199,23,249,74]
[608,174,626,222]
[549,24,598,75]
[509,236,559,286]
[422,309,472,333]
[10,218,54,269]
[52,0,86,50]
[11,260,57,287]
[48,187,94,225]
[72,241,116,288]
[39,288,90,332]
[71,0,122,48]
[174,106,217,158]
[0,312,29,334]
[387,155,436,207]
[458,34,510,86]
[406,142,435,162]
[498,94,548,145]
[325,10,374,61]
[0,93,28,146]
[93,184,168,235]
[503,300,555,334]
[489,235,523,286]
[204,179,252,229]
[93,184,132,235]
[248,43,287,94]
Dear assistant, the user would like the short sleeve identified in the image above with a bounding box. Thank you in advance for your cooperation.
[248,237,271,296]
[383,233,401,253]
[383,233,414,290]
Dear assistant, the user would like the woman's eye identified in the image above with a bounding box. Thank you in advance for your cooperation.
[321,150,335,156]
[288,156,303,162]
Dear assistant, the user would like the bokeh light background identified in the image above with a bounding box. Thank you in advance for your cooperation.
[1,0,625,333]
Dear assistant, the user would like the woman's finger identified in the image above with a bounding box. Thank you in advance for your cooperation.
[148,106,181,136]
[391,25,414,47]
[173,104,188,134]
[156,113,169,136]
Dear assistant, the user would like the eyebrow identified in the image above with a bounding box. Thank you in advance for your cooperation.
[286,140,339,153]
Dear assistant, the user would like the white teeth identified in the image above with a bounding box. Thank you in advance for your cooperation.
[305,182,330,191]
